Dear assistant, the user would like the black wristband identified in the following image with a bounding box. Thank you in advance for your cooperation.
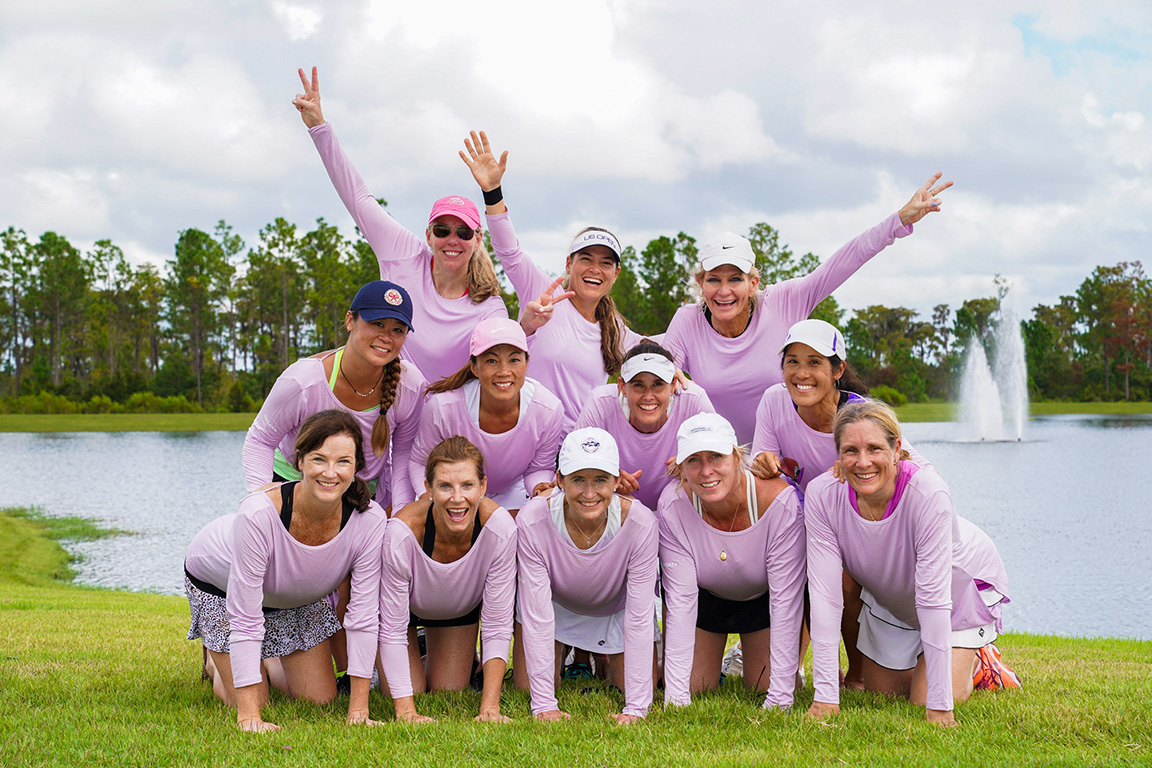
[483,186,503,206]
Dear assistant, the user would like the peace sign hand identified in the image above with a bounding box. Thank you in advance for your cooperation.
[293,66,325,129]
[899,172,953,227]
[459,130,508,193]
[520,275,575,336]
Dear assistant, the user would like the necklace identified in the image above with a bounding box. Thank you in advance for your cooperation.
[569,507,607,549]
[339,355,385,398]
[716,507,741,561]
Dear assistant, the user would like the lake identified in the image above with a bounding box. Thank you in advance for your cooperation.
[2,415,1149,640]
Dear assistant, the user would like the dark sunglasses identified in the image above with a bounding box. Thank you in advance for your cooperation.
[430,223,479,240]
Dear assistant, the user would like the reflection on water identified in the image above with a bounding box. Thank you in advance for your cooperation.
[2,415,1150,640]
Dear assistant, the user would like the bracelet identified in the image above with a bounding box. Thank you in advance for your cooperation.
[483,186,503,206]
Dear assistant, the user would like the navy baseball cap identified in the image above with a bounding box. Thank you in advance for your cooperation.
[350,280,415,331]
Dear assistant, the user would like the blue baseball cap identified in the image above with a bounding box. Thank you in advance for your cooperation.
[350,280,415,331]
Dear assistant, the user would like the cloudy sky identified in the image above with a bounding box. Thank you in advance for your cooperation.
[3,1,1149,320]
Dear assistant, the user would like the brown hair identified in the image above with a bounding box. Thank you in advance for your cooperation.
[832,400,911,462]
[348,311,404,457]
[426,350,530,395]
[567,226,627,376]
[622,338,675,368]
[424,435,487,488]
[293,409,371,512]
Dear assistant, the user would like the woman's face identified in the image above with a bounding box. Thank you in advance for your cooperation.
[470,344,527,406]
[559,468,617,522]
[299,433,358,504]
[617,371,672,433]
[426,214,480,272]
[427,460,487,536]
[838,420,901,503]
[698,265,759,326]
[565,246,620,306]
[681,449,740,506]
[782,343,843,409]
[344,312,408,367]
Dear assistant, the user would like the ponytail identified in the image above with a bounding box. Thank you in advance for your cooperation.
[369,358,403,457]
[466,239,501,304]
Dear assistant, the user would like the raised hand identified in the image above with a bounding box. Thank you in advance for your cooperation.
[292,66,325,129]
[899,172,953,227]
[460,130,508,193]
[520,275,576,336]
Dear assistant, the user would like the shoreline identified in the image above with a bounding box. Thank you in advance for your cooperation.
[3,401,1152,432]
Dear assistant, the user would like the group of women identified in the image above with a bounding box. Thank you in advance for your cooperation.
[182,65,1018,732]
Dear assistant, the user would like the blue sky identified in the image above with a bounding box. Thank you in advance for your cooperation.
[1,1,1149,322]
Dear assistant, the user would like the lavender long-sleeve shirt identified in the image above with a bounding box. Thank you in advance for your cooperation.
[409,380,564,503]
[185,491,387,688]
[575,383,715,510]
[309,123,507,383]
[663,214,913,445]
[377,508,517,700]
[516,492,659,717]
[805,464,1009,712]
[751,384,930,493]
[487,212,641,432]
[242,354,425,508]
[656,480,807,709]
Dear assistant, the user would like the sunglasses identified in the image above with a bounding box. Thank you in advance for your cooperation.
[430,223,479,240]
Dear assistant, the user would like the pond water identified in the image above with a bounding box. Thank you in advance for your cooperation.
[2,415,1149,640]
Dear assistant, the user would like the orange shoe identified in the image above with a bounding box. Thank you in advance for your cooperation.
[973,643,1022,690]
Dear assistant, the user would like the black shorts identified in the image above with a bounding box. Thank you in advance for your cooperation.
[409,602,482,629]
[695,587,772,635]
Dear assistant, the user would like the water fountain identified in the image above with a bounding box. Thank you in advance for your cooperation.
[958,303,1029,441]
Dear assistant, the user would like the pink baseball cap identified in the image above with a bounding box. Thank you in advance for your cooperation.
[469,317,528,357]
[428,195,481,231]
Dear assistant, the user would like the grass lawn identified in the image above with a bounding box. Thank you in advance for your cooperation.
[1,508,1149,767]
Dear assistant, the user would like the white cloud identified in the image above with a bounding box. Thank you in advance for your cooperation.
[271,2,323,41]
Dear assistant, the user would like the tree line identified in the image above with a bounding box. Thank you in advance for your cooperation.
[2,214,1149,415]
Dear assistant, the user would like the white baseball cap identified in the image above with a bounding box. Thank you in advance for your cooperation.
[558,427,620,476]
[699,231,755,273]
[675,413,739,463]
[778,319,846,358]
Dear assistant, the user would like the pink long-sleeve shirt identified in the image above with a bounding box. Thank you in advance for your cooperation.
[409,380,564,504]
[574,382,715,510]
[516,492,659,717]
[751,384,930,493]
[805,463,1009,712]
[487,212,641,432]
[656,480,807,709]
[184,490,387,688]
[377,508,517,699]
[309,122,508,383]
[242,354,425,508]
[663,214,913,445]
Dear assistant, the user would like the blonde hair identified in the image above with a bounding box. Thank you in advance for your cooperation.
[832,399,912,462]
[566,226,627,376]
[688,264,761,313]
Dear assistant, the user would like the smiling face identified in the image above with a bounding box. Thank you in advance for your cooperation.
[565,245,620,306]
[617,371,672,433]
[426,214,480,272]
[470,343,527,406]
[838,419,901,505]
[345,312,408,367]
[427,459,487,537]
[299,432,358,504]
[782,343,844,409]
[681,449,741,506]
[559,467,617,523]
[698,265,759,326]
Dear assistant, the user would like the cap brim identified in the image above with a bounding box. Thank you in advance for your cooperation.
[357,308,414,331]
[676,438,738,464]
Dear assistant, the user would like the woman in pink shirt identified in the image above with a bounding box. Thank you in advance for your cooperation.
[662,175,951,445]
[657,413,806,711]
[459,132,641,432]
[575,340,715,510]
[185,410,388,732]
[410,317,564,513]
[293,67,507,383]
[805,400,1017,727]
[515,428,659,723]
[378,436,516,723]
[243,280,424,510]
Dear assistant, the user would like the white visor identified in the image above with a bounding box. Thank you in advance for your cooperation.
[569,230,622,259]
[620,353,676,384]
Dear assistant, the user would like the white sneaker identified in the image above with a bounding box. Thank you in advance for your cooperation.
[720,642,744,677]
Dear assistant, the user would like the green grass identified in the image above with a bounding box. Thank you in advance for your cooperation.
[1,508,1149,766]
